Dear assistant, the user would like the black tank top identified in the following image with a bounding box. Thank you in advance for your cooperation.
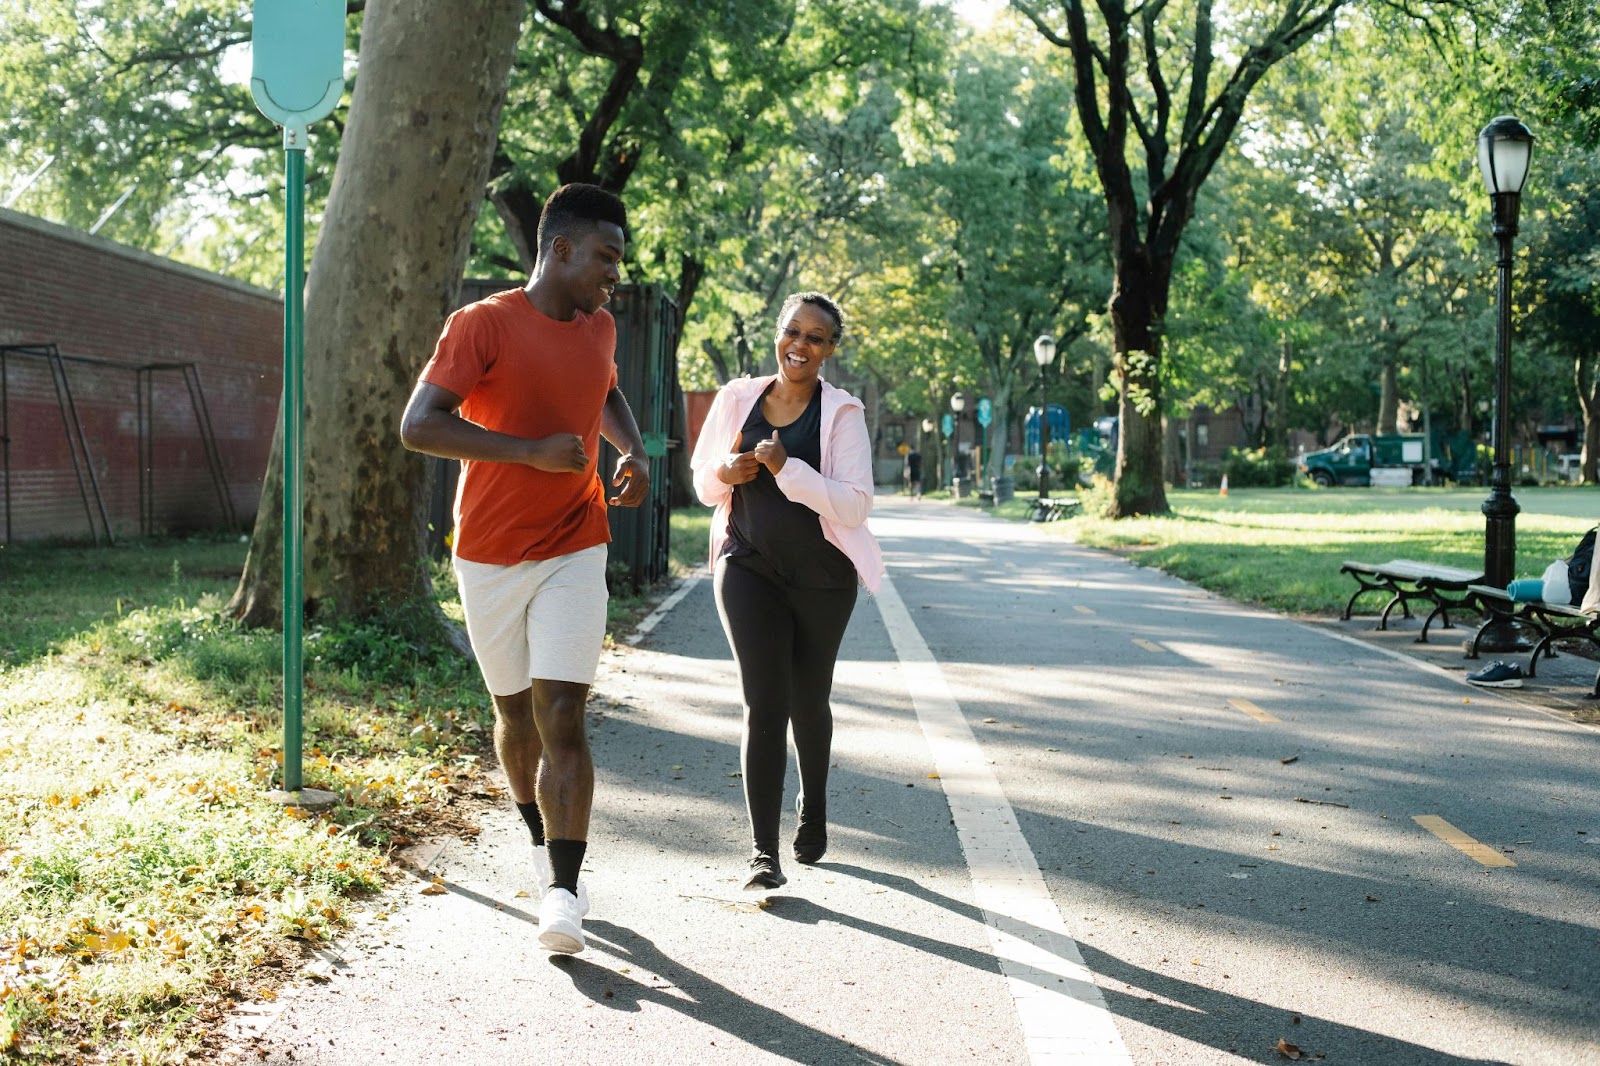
[723,382,857,589]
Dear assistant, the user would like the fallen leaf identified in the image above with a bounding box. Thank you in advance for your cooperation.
[1279,755,1299,765]
[421,878,447,896]
[1275,1037,1303,1060]
[926,772,940,779]
[981,717,997,724]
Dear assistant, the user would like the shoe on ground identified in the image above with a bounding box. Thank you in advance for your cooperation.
[1466,660,1525,688]
[531,845,589,916]
[537,887,585,954]
[793,795,827,865]
[743,851,787,893]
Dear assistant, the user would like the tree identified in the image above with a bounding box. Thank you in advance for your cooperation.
[0,0,303,286]
[227,0,525,626]
[1527,155,1600,480]
[920,31,1106,481]
[1012,0,1384,515]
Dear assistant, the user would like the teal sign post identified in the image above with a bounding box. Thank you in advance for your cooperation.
[250,0,345,804]
[976,397,993,428]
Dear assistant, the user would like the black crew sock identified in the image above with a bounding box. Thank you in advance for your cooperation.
[516,800,546,847]
[546,839,587,895]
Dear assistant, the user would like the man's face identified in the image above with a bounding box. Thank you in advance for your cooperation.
[560,222,625,314]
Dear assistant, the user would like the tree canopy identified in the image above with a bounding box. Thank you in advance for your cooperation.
[5,0,1600,597]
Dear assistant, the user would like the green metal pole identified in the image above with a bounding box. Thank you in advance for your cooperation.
[282,129,306,793]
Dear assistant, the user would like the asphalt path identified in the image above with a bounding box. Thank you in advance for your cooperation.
[229,496,1600,1066]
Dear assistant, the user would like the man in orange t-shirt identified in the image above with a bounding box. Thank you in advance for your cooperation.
[401,184,648,955]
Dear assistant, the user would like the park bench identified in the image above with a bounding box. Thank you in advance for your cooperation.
[1030,496,1082,522]
[1339,559,1485,642]
[1466,584,1600,697]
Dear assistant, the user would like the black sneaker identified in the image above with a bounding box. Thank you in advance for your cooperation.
[793,794,827,865]
[743,851,787,893]
[1466,660,1525,688]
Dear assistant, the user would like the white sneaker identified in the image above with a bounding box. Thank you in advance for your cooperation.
[538,887,585,954]
[530,845,589,916]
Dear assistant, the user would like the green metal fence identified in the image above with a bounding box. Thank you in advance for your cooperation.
[426,281,680,592]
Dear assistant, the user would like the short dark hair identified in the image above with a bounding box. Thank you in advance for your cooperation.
[537,183,627,252]
[777,291,846,344]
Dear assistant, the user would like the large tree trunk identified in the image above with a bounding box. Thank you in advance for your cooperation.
[1377,359,1399,435]
[984,382,1014,483]
[1162,414,1183,485]
[1273,333,1291,451]
[1577,352,1600,485]
[230,0,526,625]
[1108,248,1170,516]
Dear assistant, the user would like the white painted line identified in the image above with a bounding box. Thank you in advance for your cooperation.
[875,574,1133,1066]
[622,571,705,646]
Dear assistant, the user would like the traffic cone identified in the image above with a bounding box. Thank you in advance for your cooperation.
[1219,474,1229,497]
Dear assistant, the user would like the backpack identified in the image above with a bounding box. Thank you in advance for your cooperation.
[1567,525,1598,605]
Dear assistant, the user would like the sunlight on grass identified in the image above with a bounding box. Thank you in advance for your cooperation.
[0,541,489,1061]
[1066,488,1596,614]
[0,514,714,1061]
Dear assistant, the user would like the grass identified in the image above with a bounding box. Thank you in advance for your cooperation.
[954,484,1597,615]
[0,519,710,1063]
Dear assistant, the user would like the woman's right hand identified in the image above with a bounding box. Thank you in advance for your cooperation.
[718,431,760,485]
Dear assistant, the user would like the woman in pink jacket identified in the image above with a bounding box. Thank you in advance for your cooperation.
[690,291,884,892]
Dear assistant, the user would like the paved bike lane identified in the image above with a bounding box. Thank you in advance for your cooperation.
[875,499,1598,1065]
[232,497,1599,1065]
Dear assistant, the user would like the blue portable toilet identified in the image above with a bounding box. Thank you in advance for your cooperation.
[1024,405,1070,454]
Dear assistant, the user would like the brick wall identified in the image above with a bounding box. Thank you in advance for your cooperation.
[0,207,282,542]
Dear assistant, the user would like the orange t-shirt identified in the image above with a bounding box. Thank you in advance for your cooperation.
[419,288,618,564]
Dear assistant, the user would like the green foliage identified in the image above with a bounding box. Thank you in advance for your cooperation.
[1075,474,1118,519]
[0,0,333,287]
[1222,446,1298,488]
[849,24,1107,478]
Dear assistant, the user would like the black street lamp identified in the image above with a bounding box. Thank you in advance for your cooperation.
[950,391,967,492]
[1030,333,1057,521]
[1474,114,1537,652]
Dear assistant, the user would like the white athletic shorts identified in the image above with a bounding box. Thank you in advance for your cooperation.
[453,544,609,695]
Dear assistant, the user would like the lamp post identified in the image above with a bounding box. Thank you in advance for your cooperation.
[1031,334,1057,521]
[1474,114,1536,652]
[951,392,967,494]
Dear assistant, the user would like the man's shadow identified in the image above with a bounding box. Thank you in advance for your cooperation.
[552,917,902,1066]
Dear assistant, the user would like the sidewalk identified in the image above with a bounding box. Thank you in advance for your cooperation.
[1319,596,1600,727]
[215,497,1600,1066]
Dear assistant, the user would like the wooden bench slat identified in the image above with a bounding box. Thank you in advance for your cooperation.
[1340,559,1486,641]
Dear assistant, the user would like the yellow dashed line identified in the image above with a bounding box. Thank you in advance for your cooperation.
[1413,815,1516,868]
[1074,605,1095,615]
[1132,638,1164,653]
[1227,698,1279,723]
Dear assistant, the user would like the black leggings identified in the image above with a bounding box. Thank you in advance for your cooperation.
[714,556,858,851]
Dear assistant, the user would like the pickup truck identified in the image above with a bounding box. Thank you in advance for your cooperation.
[1298,434,1428,487]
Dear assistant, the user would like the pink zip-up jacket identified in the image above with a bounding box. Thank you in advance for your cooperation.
[690,375,884,593]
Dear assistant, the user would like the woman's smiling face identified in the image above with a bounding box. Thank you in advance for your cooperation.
[774,303,838,383]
